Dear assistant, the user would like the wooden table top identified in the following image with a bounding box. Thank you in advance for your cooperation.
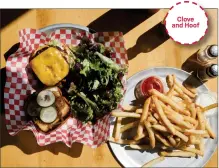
[0,9,217,167]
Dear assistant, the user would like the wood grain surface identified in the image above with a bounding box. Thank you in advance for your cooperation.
[0,9,217,167]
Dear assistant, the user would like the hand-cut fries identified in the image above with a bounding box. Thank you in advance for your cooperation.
[120,121,139,133]
[134,131,148,141]
[175,131,189,142]
[189,135,200,144]
[154,132,172,147]
[184,83,197,94]
[130,144,151,150]
[159,151,196,157]
[167,135,177,146]
[108,137,140,145]
[197,107,205,130]
[153,97,176,134]
[152,124,169,133]
[111,111,141,118]
[109,74,216,167]
[148,114,158,124]
[164,110,193,129]
[142,157,165,167]
[205,121,216,139]
[180,147,204,156]
[144,121,155,148]
[137,98,151,136]
[202,103,218,112]
[149,89,190,116]
[184,129,207,135]
[122,104,139,111]
[188,103,197,119]
[172,75,196,98]
[114,117,122,141]
[183,115,197,125]
[166,85,175,97]
[167,74,194,102]
[136,108,143,114]
[197,139,205,154]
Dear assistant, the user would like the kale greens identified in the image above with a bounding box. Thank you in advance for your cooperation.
[66,37,127,123]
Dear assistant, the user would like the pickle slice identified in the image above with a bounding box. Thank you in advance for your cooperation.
[37,90,55,107]
[40,106,57,123]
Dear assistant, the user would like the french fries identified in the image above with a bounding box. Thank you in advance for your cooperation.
[154,132,172,147]
[120,121,139,133]
[205,121,216,139]
[184,84,197,94]
[114,117,122,141]
[183,115,197,125]
[149,89,188,115]
[136,108,143,114]
[137,98,151,136]
[197,107,205,130]
[109,74,216,166]
[152,124,169,133]
[142,157,165,167]
[202,103,218,112]
[189,135,200,144]
[130,144,151,150]
[122,104,138,111]
[108,137,140,145]
[111,111,141,118]
[148,114,158,124]
[167,135,177,146]
[180,147,204,156]
[159,151,196,157]
[184,129,207,135]
[153,96,176,134]
[164,110,193,129]
[175,131,189,142]
[134,132,148,141]
[144,121,156,148]
[172,75,196,98]
[188,103,196,119]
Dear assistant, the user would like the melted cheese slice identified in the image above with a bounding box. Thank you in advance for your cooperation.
[30,47,69,86]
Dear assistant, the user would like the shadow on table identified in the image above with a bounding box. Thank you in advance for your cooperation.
[181,50,203,73]
[87,9,160,35]
[0,114,83,158]
[0,9,30,29]
[182,71,205,89]
[87,9,170,60]
[181,51,207,88]
[127,22,170,60]
[0,44,83,158]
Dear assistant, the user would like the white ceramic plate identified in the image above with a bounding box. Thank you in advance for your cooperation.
[39,23,93,34]
[109,67,218,168]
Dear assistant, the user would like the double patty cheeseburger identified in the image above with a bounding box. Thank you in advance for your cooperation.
[25,42,74,132]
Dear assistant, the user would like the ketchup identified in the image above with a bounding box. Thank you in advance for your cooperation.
[134,76,164,100]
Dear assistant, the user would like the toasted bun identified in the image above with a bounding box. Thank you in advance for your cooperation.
[28,87,70,132]
[60,97,70,118]
[34,117,60,132]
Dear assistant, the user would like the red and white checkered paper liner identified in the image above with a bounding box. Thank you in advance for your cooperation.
[4,28,128,148]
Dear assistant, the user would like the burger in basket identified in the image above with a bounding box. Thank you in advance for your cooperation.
[25,38,127,132]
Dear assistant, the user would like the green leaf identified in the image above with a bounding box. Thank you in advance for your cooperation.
[80,59,90,76]
[94,52,121,72]
[92,80,100,90]
[99,43,105,53]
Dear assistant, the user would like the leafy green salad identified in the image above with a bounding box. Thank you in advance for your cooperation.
[61,37,127,123]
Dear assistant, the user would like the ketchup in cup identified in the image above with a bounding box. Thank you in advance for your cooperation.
[134,76,164,100]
